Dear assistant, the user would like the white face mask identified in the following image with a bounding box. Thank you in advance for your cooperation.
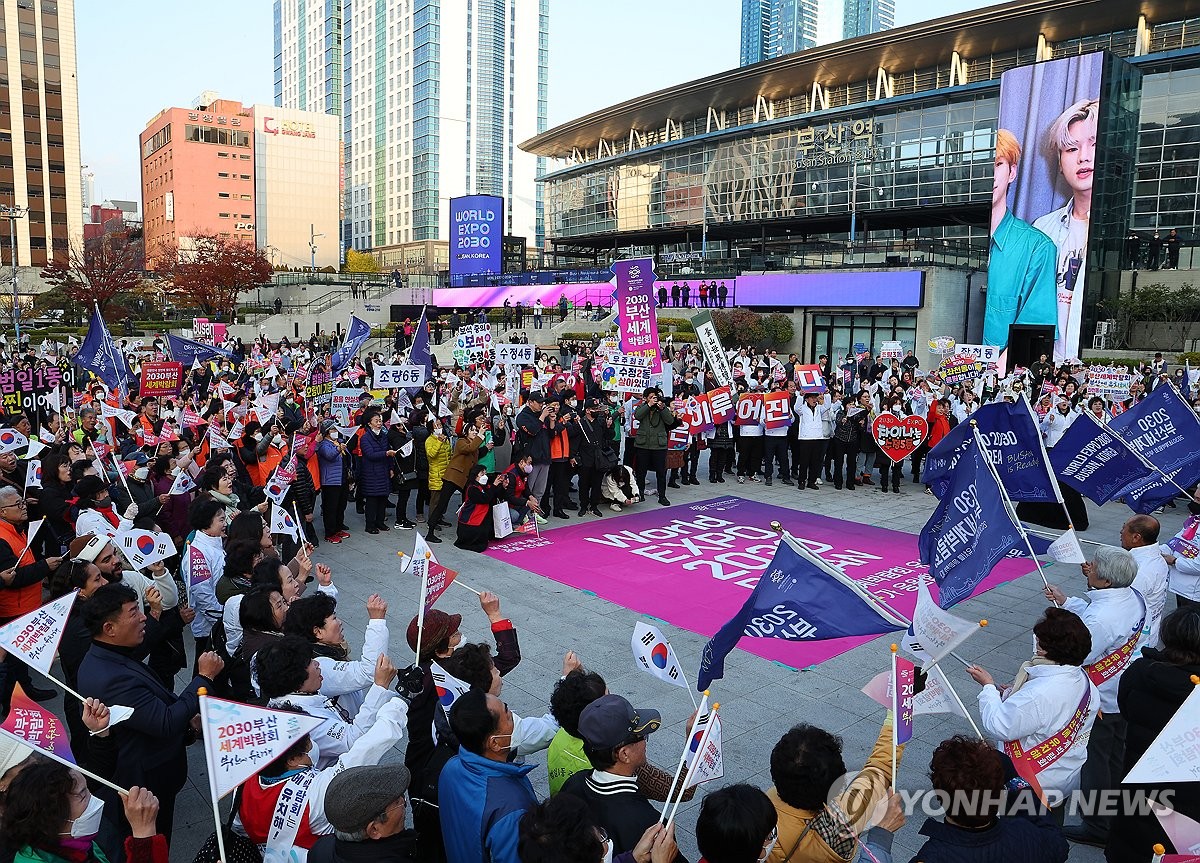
[305,739,320,767]
[758,832,778,863]
[64,793,105,838]
[602,839,614,863]
[273,434,284,446]
[522,464,533,474]
[477,474,489,485]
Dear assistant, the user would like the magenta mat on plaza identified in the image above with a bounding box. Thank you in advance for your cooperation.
[486,496,1036,670]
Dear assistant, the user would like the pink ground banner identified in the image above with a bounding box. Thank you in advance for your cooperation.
[485,496,1037,670]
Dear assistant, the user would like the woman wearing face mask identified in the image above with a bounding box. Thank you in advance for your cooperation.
[0,760,166,863]
[357,408,397,535]
[695,784,779,863]
[387,414,418,531]
[150,454,190,547]
[72,475,133,539]
[454,464,508,553]
[317,420,352,543]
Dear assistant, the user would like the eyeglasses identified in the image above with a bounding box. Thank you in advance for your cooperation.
[372,797,406,824]
[0,500,27,510]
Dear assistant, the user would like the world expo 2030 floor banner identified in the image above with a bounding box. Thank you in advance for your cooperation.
[486,496,1037,670]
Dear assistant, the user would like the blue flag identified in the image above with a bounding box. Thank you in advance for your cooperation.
[923,400,1058,502]
[1107,383,1200,513]
[330,314,372,376]
[165,333,235,368]
[918,437,1025,609]
[75,306,131,395]
[697,536,908,690]
[1048,411,1159,505]
[408,308,433,384]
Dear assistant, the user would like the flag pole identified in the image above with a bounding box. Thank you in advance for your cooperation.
[664,702,719,831]
[110,453,133,499]
[890,645,899,791]
[1019,393,1077,532]
[14,519,42,567]
[198,690,230,863]
[0,727,129,795]
[936,669,985,739]
[413,552,431,661]
[659,691,708,827]
[969,422,1056,603]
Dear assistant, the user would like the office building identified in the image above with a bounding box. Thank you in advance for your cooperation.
[308,0,547,273]
[273,0,342,116]
[740,0,820,65]
[0,0,83,268]
[843,0,893,40]
[140,95,338,269]
[252,104,340,269]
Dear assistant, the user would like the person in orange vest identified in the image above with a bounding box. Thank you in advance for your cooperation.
[0,485,64,711]
[136,396,164,447]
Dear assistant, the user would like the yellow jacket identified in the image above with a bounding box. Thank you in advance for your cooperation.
[425,433,452,490]
[767,717,902,863]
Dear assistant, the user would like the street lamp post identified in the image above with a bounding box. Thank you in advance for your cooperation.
[309,225,324,292]
[0,206,27,342]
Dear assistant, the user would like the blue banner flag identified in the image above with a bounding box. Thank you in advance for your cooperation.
[1107,383,1200,513]
[1047,411,1159,505]
[75,306,131,395]
[922,400,1058,502]
[165,333,235,368]
[408,308,433,385]
[697,535,908,690]
[918,437,1025,609]
[330,314,372,376]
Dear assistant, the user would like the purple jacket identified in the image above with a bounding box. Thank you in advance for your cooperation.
[357,427,392,496]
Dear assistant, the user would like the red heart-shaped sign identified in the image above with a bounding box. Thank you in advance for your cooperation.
[872,413,930,463]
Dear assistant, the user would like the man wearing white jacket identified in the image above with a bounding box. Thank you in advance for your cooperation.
[1120,514,1169,649]
[1039,397,1078,448]
[1044,546,1146,848]
[967,607,1099,816]
[258,634,402,770]
[1162,501,1200,607]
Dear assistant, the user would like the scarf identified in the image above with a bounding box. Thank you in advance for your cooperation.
[1008,656,1059,696]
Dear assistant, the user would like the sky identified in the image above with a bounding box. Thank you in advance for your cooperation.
[78,0,985,203]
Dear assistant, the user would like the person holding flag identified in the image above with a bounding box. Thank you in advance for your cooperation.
[965,607,1099,816]
[1042,546,1148,848]
[0,485,63,711]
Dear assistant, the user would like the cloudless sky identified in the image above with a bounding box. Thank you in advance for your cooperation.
[78,0,985,201]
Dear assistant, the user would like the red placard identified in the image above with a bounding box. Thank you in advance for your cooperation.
[139,361,185,398]
[734,393,763,426]
[707,386,735,424]
[871,413,929,463]
[764,391,794,430]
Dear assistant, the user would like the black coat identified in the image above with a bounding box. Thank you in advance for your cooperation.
[1108,649,1200,861]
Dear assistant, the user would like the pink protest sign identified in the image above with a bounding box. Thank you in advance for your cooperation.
[612,258,662,374]
[486,496,1036,670]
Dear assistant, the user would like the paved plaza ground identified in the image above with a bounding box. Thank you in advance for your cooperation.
[81,474,1184,862]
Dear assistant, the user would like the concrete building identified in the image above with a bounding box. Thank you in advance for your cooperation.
[251,104,340,269]
[274,0,548,273]
[139,96,256,264]
[0,0,83,268]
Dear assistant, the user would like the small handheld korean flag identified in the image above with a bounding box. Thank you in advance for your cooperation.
[115,528,178,570]
[632,622,689,691]
[901,578,981,669]
[24,459,41,489]
[199,695,324,798]
[0,428,28,454]
[169,471,197,496]
[0,592,77,675]
[270,503,303,543]
[682,708,724,790]
[429,661,472,712]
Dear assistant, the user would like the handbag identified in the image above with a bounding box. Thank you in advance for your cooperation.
[192,788,262,863]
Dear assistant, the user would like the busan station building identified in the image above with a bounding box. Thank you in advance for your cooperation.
[519,0,1200,363]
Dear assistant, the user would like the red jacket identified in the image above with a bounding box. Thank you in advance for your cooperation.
[239,773,322,852]
[926,404,951,449]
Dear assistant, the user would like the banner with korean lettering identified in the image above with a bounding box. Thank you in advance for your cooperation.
[734,393,763,427]
[764,391,794,430]
[1,683,75,764]
[681,394,715,434]
[1086,366,1135,400]
[453,323,495,365]
[374,365,426,389]
[138,361,185,398]
[793,364,826,393]
[304,357,334,408]
[494,343,536,366]
[0,365,64,431]
[613,258,662,374]
[691,311,734,389]
[200,695,324,797]
[707,386,735,424]
[955,343,1004,375]
[0,592,76,675]
[601,353,655,394]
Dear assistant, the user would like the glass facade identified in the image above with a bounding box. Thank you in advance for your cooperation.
[411,0,441,242]
[1132,64,1200,234]
[740,0,770,66]
[545,91,997,243]
[843,0,893,41]
[812,313,916,362]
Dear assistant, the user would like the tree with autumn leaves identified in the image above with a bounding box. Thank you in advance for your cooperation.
[40,230,145,315]
[150,234,274,319]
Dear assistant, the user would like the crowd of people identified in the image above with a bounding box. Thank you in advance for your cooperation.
[0,321,1194,863]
